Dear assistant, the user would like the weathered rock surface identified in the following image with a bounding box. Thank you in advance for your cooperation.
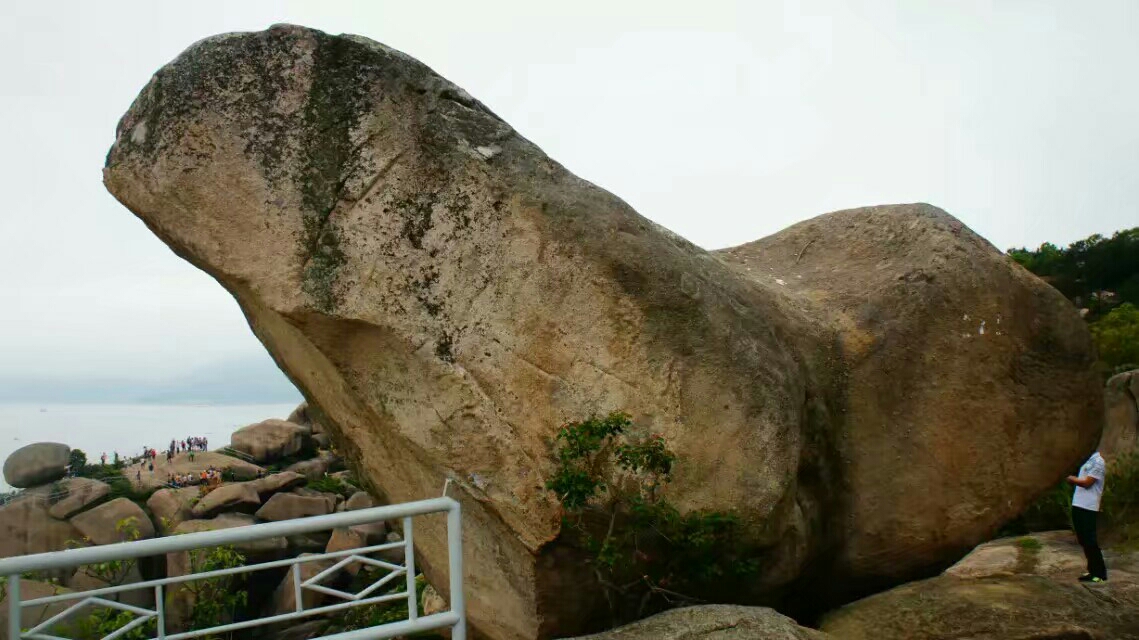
[285,450,343,480]
[325,527,368,576]
[103,24,1102,639]
[421,583,448,616]
[0,488,85,563]
[169,513,288,560]
[344,491,375,511]
[820,531,1139,639]
[230,419,311,462]
[147,486,200,533]
[46,477,110,520]
[0,579,74,633]
[291,487,341,511]
[1102,369,1139,458]
[249,470,307,498]
[715,207,1102,592]
[191,482,261,518]
[4,442,70,488]
[256,491,334,521]
[287,401,312,427]
[70,497,155,544]
[570,605,829,640]
[271,553,341,614]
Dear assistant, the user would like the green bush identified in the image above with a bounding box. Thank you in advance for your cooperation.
[1091,303,1139,371]
[185,545,248,635]
[68,449,88,472]
[308,475,354,498]
[547,412,761,624]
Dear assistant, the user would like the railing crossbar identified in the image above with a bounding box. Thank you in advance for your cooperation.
[2,496,465,640]
[22,541,406,607]
[163,589,413,640]
[0,498,455,576]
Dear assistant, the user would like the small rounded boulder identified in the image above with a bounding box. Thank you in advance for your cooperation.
[3,442,71,488]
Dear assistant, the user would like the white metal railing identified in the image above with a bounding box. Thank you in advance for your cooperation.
[0,496,465,640]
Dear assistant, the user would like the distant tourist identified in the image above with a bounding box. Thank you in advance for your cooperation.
[100,452,107,466]
[1067,450,1108,583]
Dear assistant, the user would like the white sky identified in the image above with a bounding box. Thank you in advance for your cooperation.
[1,0,1136,380]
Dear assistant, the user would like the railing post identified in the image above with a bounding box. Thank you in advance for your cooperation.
[403,516,417,621]
[7,574,20,640]
[293,558,304,613]
[447,502,465,640]
[155,584,166,639]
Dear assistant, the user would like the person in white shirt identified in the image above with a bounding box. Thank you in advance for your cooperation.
[1067,451,1108,582]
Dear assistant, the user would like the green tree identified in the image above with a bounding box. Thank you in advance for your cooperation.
[183,545,248,639]
[68,449,88,473]
[1090,303,1139,372]
[1009,228,1139,319]
[547,412,761,624]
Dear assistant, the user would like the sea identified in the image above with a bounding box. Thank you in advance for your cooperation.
[0,403,298,490]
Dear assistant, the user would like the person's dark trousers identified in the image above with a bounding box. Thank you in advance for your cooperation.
[1072,505,1107,579]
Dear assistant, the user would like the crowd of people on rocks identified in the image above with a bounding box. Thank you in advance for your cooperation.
[93,435,215,487]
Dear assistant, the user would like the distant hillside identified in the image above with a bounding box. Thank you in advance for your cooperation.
[1009,227,1139,372]
[0,355,302,405]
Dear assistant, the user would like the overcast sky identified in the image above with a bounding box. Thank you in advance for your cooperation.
[1,0,1136,383]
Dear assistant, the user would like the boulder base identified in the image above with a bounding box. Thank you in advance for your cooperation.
[820,532,1139,639]
[570,605,829,640]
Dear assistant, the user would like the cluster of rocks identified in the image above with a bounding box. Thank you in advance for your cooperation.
[0,403,446,635]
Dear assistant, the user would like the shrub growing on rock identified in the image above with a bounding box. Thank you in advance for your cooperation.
[548,412,761,624]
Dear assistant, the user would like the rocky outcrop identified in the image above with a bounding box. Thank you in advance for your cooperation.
[169,513,288,561]
[147,486,200,533]
[344,491,375,511]
[166,513,286,630]
[102,24,1102,639]
[70,497,155,544]
[190,482,261,518]
[570,605,829,640]
[820,531,1139,639]
[285,450,342,480]
[271,553,340,614]
[230,419,311,462]
[249,470,307,498]
[1102,369,1139,458]
[4,442,70,488]
[255,492,334,521]
[128,450,262,492]
[421,583,447,616]
[0,489,83,576]
[47,477,111,520]
[0,579,74,633]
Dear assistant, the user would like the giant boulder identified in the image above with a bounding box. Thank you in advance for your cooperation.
[103,25,1102,639]
[3,442,70,488]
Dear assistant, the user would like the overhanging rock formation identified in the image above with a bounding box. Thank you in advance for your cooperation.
[104,25,1102,640]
